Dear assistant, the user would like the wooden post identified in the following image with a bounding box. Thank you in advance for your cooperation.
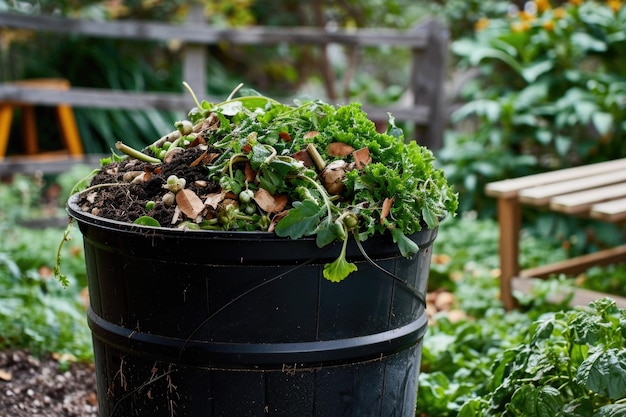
[410,19,448,150]
[0,105,13,159]
[498,196,521,310]
[182,2,207,102]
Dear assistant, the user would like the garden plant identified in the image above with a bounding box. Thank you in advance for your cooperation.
[2,0,626,416]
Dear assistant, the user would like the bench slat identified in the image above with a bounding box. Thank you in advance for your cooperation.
[518,170,626,206]
[550,183,626,214]
[590,197,626,223]
[485,158,626,198]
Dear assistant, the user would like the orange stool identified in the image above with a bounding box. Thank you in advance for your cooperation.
[0,79,83,160]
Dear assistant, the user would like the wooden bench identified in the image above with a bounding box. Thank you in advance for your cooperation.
[0,78,84,160]
[485,158,626,310]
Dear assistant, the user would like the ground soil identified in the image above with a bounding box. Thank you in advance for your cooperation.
[0,350,98,417]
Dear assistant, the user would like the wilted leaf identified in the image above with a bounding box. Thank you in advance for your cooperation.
[176,189,205,219]
[204,191,226,209]
[328,142,355,157]
[253,188,288,213]
[381,197,394,224]
[353,147,372,169]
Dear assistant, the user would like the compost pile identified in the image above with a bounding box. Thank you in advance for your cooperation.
[73,93,457,282]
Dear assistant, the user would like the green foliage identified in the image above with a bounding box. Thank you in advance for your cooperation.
[113,95,457,282]
[443,0,626,212]
[0,224,92,361]
[457,298,626,416]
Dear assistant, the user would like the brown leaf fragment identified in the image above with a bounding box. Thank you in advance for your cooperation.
[191,151,220,167]
[253,188,288,213]
[292,149,314,167]
[303,131,319,139]
[268,210,289,233]
[188,134,206,148]
[381,197,394,224]
[204,191,226,209]
[353,147,372,170]
[328,142,355,157]
[176,189,205,219]
[279,131,292,142]
[244,161,256,182]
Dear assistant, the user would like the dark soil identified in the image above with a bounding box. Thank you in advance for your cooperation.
[0,350,98,417]
[76,145,219,226]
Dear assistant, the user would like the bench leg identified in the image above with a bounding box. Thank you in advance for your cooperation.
[56,104,83,156]
[498,196,521,310]
[21,105,39,155]
[0,105,13,159]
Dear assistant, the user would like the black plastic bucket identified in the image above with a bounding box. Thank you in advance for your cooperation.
[68,195,437,417]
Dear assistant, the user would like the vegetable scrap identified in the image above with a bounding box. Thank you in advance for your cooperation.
[73,87,458,282]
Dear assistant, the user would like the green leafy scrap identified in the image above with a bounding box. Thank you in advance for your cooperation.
[82,93,457,283]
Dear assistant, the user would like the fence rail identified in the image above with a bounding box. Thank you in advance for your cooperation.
[0,9,448,171]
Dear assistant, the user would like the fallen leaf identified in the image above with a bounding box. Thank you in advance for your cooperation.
[244,161,256,182]
[279,131,292,142]
[268,210,289,233]
[292,149,314,167]
[352,147,372,169]
[176,189,205,219]
[204,191,226,209]
[253,188,288,213]
[381,197,394,224]
[190,150,207,167]
[328,142,355,157]
[303,131,319,139]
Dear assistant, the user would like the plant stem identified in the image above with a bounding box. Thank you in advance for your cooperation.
[183,81,202,110]
[306,143,326,170]
[226,83,244,101]
[298,173,334,221]
[116,141,161,164]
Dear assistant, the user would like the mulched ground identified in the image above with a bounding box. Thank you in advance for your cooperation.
[0,350,98,417]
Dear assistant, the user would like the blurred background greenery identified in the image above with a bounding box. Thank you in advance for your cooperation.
[1,0,625,415]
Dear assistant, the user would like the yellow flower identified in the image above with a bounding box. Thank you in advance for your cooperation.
[607,0,622,12]
[519,11,537,21]
[553,7,567,18]
[475,17,490,31]
[542,19,555,31]
[511,21,531,32]
[535,0,552,13]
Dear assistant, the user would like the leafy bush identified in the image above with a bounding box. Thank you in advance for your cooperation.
[442,0,626,212]
[459,298,626,416]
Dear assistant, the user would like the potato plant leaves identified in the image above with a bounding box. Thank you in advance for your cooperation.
[458,298,626,416]
[576,347,626,400]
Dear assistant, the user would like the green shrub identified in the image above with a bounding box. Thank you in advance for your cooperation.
[442,0,626,212]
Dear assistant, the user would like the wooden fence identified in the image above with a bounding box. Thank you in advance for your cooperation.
[0,8,448,172]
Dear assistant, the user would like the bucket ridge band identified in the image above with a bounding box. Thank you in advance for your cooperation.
[87,308,429,369]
